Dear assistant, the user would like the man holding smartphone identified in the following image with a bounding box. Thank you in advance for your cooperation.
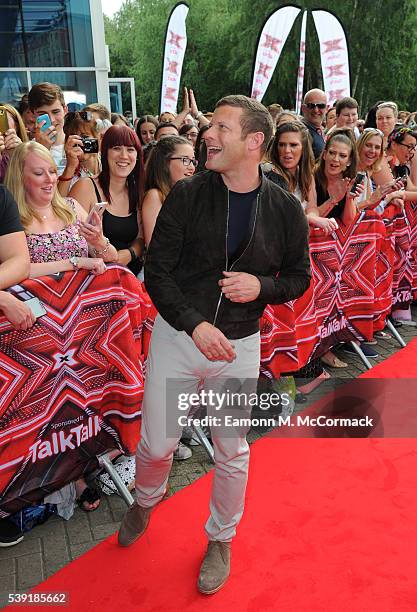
[28,82,68,175]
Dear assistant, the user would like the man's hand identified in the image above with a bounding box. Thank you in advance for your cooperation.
[0,292,36,330]
[34,121,57,149]
[192,321,236,362]
[219,271,261,303]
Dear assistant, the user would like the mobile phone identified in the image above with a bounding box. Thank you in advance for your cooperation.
[0,106,9,134]
[350,171,366,195]
[25,297,47,318]
[36,113,52,132]
[86,202,107,225]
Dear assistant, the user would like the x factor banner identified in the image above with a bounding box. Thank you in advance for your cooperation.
[312,10,350,106]
[250,5,300,102]
[261,213,382,378]
[295,10,307,115]
[160,2,189,114]
[0,266,151,517]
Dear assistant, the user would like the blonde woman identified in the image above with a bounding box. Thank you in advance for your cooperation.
[5,141,120,511]
[355,128,402,212]
[5,142,117,279]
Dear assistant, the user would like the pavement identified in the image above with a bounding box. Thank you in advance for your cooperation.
[1,308,416,606]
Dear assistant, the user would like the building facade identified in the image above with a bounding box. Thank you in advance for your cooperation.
[0,0,110,108]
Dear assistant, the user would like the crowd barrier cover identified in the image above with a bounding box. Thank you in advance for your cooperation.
[261,212,391,377]
[0,265,151,517]
[1,203,417,516]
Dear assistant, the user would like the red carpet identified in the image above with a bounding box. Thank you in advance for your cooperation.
[14,339,417,611]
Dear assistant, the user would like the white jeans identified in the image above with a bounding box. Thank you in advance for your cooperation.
[135,314,260,541]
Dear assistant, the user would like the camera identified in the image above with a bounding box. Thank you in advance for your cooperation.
[80,136,99,153]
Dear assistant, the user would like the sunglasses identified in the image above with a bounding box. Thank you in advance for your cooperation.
[305,103,326,110]
[363,128,384,137]
[64,111,93,123]
[169,156,198,167]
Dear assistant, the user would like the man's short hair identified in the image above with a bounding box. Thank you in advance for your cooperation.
[83,103,111,121]
[215,95,273,154]
[28,82,65,111]
[335,97,358,116]
[154,122,179,139]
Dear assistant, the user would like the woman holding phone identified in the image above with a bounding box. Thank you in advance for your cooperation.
[69,125,144,275]
[5,141,117,279]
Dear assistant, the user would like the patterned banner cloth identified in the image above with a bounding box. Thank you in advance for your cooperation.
[0,265,150,517]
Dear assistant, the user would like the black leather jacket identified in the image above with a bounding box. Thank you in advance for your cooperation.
[145,169,311,339]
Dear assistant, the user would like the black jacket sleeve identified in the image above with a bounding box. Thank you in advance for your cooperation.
[144,180,206,335]
[0,186,24,236]
[257,194,311,304]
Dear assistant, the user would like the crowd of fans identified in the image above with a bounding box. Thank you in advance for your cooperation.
[1,81,417,544]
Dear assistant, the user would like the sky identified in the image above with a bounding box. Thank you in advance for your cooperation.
[102,0,125,17]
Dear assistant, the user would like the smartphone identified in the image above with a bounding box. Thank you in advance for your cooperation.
[86,202,107,225]
[25,297,47,319]
[0,106,9,134]
[36,113,52,132]
[350,171,366,195]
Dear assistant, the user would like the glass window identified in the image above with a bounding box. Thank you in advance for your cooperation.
[0,71,29,106]
[0,1,94,68]
[30,71,97,105]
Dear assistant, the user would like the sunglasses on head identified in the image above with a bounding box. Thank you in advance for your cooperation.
[363,128,384,137]
[305,103,326,110]
[64,111,93,123]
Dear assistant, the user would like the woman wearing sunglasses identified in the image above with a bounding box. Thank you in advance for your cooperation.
[384,127,417,195]
[142,135,196,246]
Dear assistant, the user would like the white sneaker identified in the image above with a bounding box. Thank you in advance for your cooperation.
[173,442,192,460]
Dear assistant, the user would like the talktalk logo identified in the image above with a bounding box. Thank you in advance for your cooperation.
[319,315,347,338]
[28,415,101,462]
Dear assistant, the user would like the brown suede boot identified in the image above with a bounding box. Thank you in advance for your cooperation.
[118,501,151,547]
[118,486,170,547]
[197,541,231,594]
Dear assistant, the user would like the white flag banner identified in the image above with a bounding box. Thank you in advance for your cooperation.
[251,6,300,102]
[312,10,350,106]
[160,2,189,115]
[295,11,307,114]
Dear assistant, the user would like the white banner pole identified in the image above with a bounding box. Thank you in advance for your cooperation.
[160,2,189,115]
[251,6,301,102]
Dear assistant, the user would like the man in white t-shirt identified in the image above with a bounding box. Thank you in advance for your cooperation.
[28,82,68,175]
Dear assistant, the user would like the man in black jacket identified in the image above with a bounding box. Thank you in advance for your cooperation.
[118,95,311,594]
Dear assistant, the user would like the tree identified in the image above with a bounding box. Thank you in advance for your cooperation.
[104,0,417,116]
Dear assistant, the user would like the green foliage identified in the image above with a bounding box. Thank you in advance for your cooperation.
[104,0,417,117]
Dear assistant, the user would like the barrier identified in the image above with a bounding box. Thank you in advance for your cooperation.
[1,202,416,516]
[260,212,383,377]
[0,265,150,517]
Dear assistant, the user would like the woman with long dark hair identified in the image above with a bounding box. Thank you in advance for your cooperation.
[266,122,338,234]
[69,125,145,275]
